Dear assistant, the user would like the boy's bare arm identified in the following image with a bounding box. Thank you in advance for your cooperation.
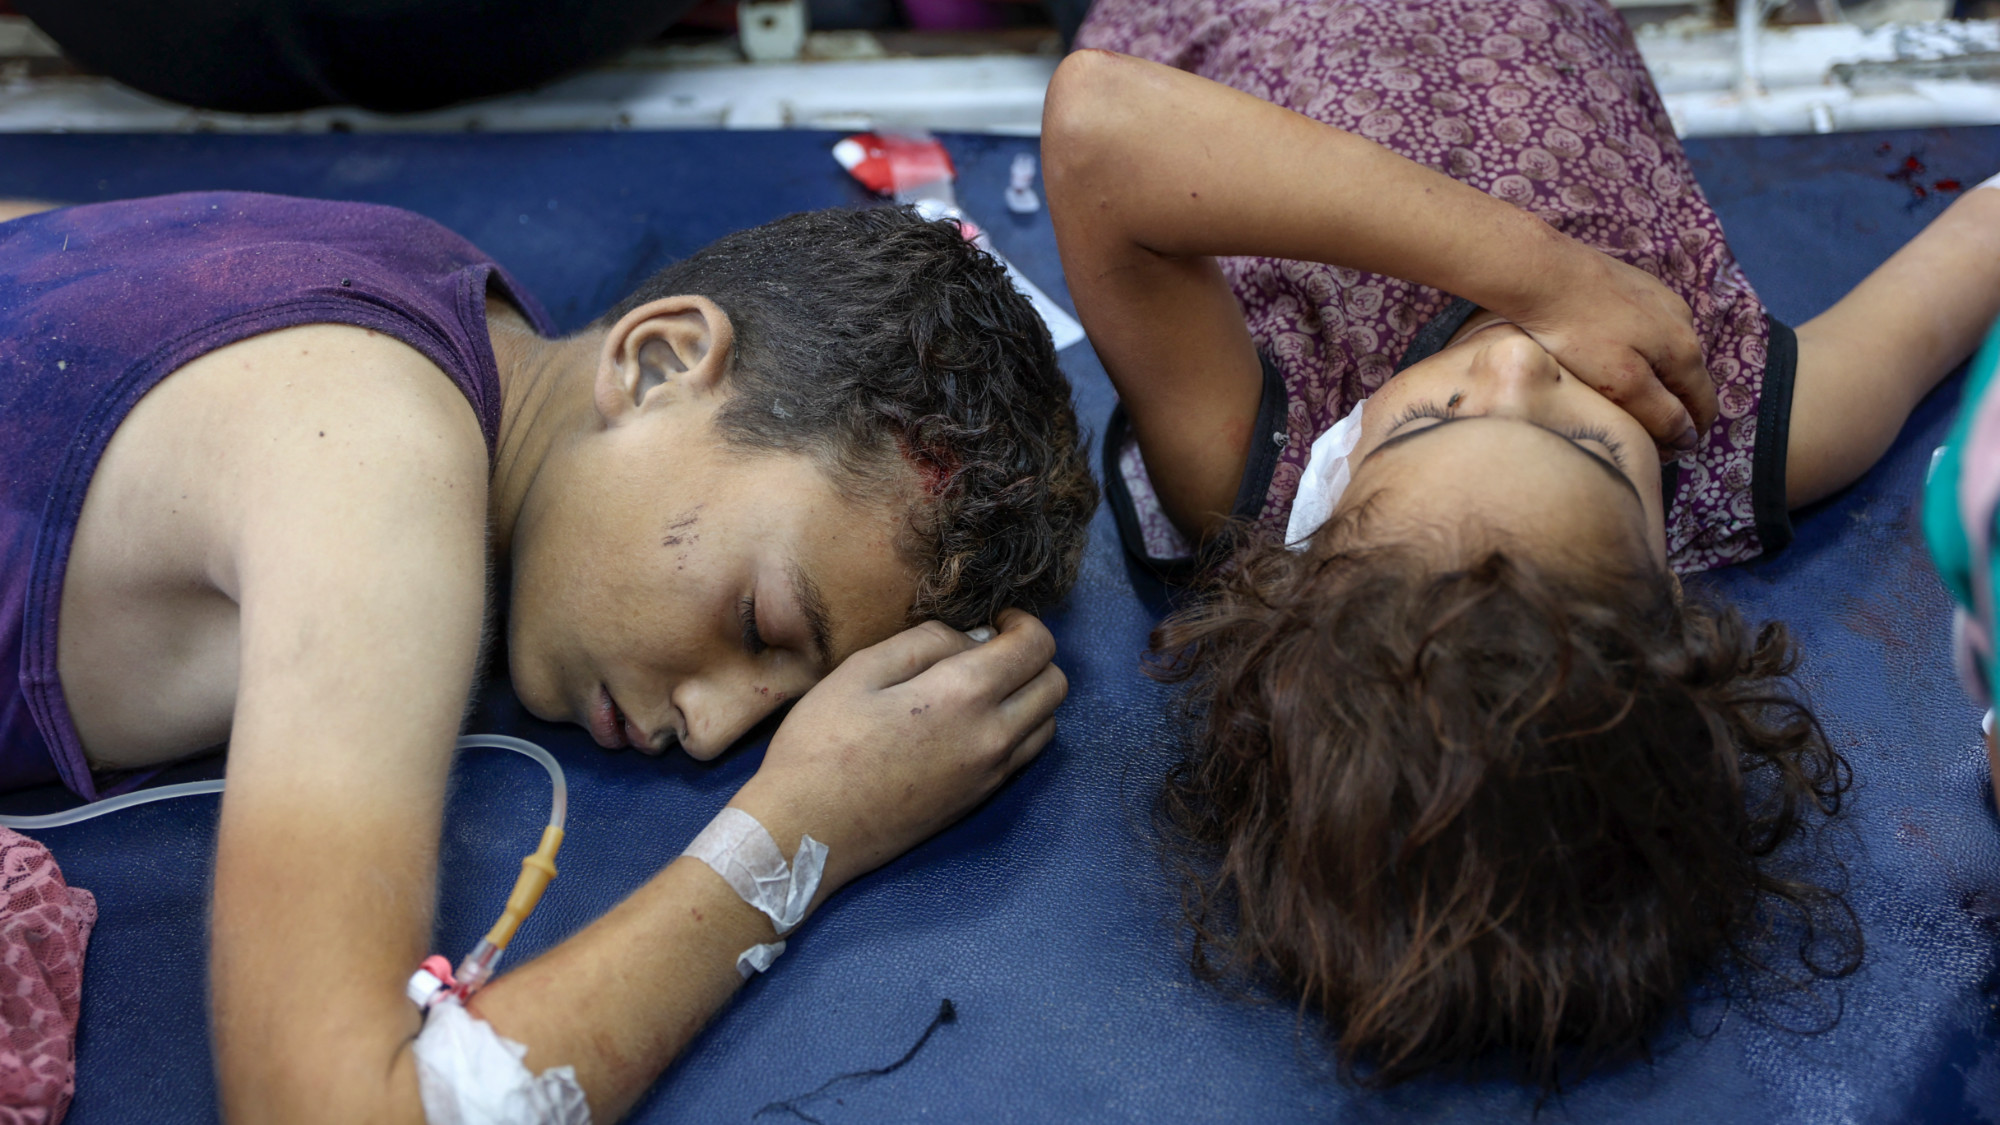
[205,330,487,1124]
[1042,50,1711,540]
[476,611,1062,1120]
[205,331,1065,1122]
[1789,187,2000,506]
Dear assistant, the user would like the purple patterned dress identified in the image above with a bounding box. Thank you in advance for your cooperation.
[1081,0,1794,577]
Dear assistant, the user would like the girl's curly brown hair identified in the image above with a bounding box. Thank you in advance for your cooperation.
[1148,531,1860,1091]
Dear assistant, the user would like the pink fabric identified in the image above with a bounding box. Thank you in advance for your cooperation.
[1080,0,1777,573]
[0,829,94,1125]
[1954,388,2000,699]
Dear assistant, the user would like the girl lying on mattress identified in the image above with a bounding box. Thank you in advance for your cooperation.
[1044,0,2000,1089]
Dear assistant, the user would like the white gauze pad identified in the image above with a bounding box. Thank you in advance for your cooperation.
[683,807,828,978]
[413,996,591,1125]
[1284,399,1368,551]
[1981,171,2000,193]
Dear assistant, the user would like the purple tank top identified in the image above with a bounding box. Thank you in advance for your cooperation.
[0,192,553,800]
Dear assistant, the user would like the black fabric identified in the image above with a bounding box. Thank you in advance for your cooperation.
[1048,0,1094,49]
[1102,352,1287,584]
[1754,314,1799,557]
[17,0,696,113]
[1395,295,1481,370]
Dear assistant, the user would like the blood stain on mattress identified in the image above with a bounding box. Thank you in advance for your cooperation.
[1887,153,1933,202]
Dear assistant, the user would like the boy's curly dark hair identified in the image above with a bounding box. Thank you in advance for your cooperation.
[1147,532,1860,1090]
[603,205,1097,625]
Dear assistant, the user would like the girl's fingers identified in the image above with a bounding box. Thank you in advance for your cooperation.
[1611,351,1704,453]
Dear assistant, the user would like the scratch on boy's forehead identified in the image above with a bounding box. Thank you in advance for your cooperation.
[660,505,703,546]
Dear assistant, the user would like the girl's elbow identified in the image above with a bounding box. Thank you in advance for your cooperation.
[1042,49,1135,178]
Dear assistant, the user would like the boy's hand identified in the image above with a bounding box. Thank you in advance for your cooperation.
[1499,241,1718,457]
[728,608,1066,897]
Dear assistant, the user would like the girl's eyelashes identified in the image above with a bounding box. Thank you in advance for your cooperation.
[1388,398,1631,472]
[1561,423,1630,471]
[737,595,769,656]
[1389,399,1457,430]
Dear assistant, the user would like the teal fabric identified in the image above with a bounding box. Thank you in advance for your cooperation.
[1925,315,2000,702]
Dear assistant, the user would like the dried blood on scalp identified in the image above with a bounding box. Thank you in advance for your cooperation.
[897,435,959,496]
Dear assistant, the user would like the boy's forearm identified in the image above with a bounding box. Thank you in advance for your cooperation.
[469,857,783,1121]
[217,804,786,1125]
[1045,50,1581,314]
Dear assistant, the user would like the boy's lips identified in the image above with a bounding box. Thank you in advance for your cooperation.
[592,685,668,753]
[590,684,629,749]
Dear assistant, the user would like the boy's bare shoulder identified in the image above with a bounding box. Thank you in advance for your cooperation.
[77,320,492,607]
[64,322,492,763]
[176,322,492,572]
[182,322,486,454]
[124,322,492,515]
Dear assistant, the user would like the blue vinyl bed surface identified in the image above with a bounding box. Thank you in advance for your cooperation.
[1,126,1997,1124]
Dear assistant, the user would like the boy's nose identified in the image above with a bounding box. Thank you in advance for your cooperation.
[674,678,786,760]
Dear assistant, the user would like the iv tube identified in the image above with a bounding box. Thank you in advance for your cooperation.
[0,779,227,830]
[458,734,567,834]
[0,735,568,1000]
[0,734,564,832]
[448,735,566,996]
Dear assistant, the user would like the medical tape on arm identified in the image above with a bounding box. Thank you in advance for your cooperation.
[683,807,828,978]
[412,995,591,1125]
[1980,171,2000,193]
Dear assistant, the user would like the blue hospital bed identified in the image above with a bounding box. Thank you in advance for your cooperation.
[0,125,1995,1123]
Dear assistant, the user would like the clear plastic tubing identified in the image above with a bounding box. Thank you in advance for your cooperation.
[458,734,566,834]
[0,734,566,832]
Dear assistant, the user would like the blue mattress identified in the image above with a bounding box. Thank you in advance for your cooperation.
[0,125,1995,1123]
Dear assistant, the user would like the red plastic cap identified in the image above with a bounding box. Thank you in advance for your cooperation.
[832,133,957,197]
[421,954,456,987]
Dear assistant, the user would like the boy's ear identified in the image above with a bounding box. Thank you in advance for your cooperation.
[594,295,735,424]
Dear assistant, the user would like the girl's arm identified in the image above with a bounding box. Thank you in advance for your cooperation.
[1043,49,1714,540]
[1788,186,2000,506]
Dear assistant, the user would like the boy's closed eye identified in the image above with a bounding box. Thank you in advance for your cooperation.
[737,595,769,656]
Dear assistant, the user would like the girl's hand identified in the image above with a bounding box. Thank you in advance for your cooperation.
[1498,240,1718,456]
[728,608,1066,897]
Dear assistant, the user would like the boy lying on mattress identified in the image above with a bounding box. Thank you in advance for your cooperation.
[1044,0,2000,1089]
[0,196,1094,1120]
